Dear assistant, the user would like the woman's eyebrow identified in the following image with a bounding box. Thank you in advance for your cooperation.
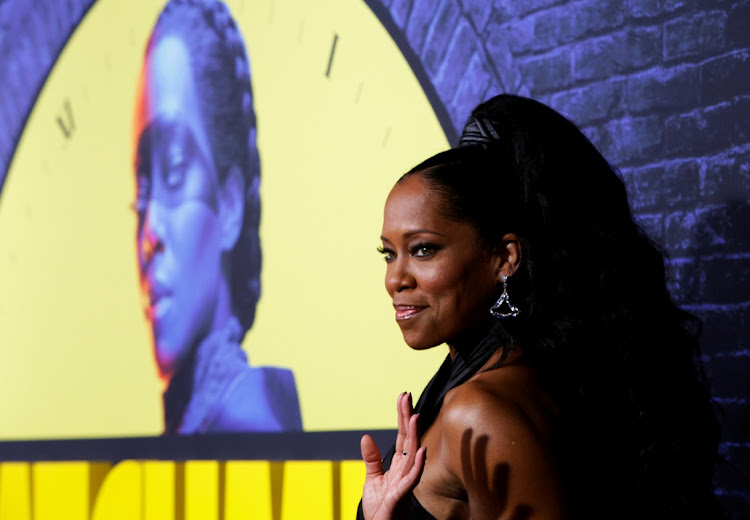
[380,229,447,242]
[380,229,447,243]
[402,229,446,238]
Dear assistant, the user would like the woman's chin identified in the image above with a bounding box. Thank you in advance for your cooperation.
[401,333,442,351]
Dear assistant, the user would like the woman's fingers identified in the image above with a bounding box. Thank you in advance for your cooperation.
[360,434,384,479]
[399,412,420,476]
[395,392,408,453]
[408,412,420,452]
[402,391,412,421]
[380,445,426,517]
[398,446,427,495]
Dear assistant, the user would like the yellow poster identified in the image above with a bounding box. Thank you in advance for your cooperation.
[0,0,448,439]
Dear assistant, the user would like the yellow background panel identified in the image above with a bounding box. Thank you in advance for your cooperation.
[90,460,141,520]
[143,461,176,520]
[184,461,220,520]
[281,461,333,519]
[0,459,370,519]
[0,0,448,439]
[224,460,274,519]
[340,460,367,519]
[33,461,110,520]
[0,462,31,520]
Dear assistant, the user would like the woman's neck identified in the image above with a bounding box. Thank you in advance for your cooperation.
[447,318,497,360]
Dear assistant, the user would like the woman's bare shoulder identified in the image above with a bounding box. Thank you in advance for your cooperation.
[434,365,565,518]
[441,363,558,441]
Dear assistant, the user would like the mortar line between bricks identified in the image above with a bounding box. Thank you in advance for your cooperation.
[496,21,647,57]
[536,66,667,99]
[676,97,750,118]
[712,397,750,404]
[714,349,750,358]
[456,1,479,38]
[517,43,750,97]
[455,2,507,91]
[683,302,750,312]
[702,252,750,261]
[509,22,662,60]
[691,47,750,69]
[638,143,750,165]
[507,0,570,20]
[720,441,750,447]
[471,21,529,96]
[480,44,526,96]
[714,489,750,498]
[668,252,750,263]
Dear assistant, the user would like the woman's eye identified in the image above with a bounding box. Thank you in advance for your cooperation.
[164,162,185,189]
[163,148,188,189]
[412,244,437,257]
[133,175,150,216]
[377,246,395,262]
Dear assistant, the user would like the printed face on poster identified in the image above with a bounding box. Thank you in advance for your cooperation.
[0,0,448,439]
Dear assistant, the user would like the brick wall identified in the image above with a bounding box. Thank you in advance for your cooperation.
[368,0,750,515]
[0,0,95,187]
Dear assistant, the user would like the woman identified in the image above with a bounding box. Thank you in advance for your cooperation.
[133,0,301,434]
[359,95,721,519]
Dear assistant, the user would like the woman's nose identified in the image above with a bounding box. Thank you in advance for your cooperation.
[139,199,165,267]
[385,257,416,295]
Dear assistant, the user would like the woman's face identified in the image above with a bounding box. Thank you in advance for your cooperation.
[380,174,502,350]
[134,35,224,379]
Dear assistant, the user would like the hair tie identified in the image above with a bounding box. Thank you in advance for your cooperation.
[458,116,500,148]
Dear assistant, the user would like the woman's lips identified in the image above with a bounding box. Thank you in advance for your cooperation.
[143,279,173,323]
[145,295,172,322]
[152,296,173,321]
[394,305,426,321]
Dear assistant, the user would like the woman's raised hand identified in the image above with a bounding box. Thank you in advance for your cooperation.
[360,392,427,520]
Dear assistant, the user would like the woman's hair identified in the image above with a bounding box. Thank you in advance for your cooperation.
[403,94,722,519]
[148,0,261,335]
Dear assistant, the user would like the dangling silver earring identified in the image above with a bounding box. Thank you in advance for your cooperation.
[490,274,520,319]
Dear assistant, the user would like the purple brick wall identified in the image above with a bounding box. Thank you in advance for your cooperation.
[368,0,750,515]
[0,0,95,187]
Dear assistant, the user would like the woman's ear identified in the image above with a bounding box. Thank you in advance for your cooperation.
[495,233,522,280]
[219,165,245,252]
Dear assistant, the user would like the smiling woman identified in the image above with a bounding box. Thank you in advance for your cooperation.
[358,95,723,519]
[378,174,514,352]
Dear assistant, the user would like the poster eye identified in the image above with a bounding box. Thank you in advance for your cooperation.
[164,163,185,189]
